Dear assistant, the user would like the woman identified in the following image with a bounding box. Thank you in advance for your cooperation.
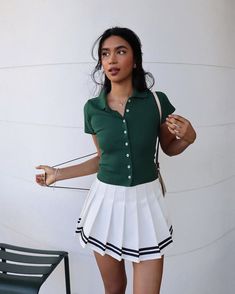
[36,27,196,294]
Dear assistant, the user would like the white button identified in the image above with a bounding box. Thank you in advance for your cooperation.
[123,119,126,123]
[128,99,131,103]
[124,130,127,134]
[128,175,131,179]
[127,165,131,169]
[125,142,128,146]
[126,154,130,157]
[126,109,130,112]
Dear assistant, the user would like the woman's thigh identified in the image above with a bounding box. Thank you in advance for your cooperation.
[132,256,164,294]
[94,251,127,293]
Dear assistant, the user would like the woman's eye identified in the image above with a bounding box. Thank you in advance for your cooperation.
[101,52,109,57]
[118,50,126,55]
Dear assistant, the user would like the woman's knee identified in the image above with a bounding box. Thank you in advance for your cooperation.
[104,278,127,294]
[94,252,127,294]
[132,257,164,294]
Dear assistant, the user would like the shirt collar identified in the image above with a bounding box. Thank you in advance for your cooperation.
[97,88,149,110]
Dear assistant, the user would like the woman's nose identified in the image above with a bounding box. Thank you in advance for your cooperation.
[108,53,117,64]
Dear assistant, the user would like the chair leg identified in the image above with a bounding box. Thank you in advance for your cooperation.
[1,247,7,274]
[64,255,71,294]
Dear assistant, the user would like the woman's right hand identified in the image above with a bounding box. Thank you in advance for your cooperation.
[35,165,57,186]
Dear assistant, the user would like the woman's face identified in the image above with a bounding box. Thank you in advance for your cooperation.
[100,35,135,85]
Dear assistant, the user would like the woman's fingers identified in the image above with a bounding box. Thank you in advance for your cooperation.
[167,126,178,135]
[35,165,56,186]
[166,114,196,143]
[166,115,188,139]
[35,165,50,186]
[166,115,186,128]
[166,116,182,137]
[168,114,188,124]
[35,173,46,186]
[35,165,48,171]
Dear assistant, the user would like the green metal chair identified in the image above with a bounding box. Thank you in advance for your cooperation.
[0,243,71,294]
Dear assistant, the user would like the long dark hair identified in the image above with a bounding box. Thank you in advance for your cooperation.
[91,27,155,93]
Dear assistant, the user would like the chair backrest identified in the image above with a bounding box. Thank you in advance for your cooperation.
[0,243,71,294]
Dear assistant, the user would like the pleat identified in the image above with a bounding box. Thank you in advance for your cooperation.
[139,182,159,248]
[77,180,108,244]
[122,185,140,259]
[105,185,126,259]
[98,183,115,246]
[85,183,115,254]
[149,180,172,235]
[76,178,100,227]
[147,180,173,251]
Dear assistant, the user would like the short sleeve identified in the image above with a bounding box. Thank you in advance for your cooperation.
[83,101,96,134]
[156,91,176,123]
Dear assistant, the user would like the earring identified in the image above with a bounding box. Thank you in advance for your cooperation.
[133,64,136,68]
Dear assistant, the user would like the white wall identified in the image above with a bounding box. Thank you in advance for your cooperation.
[0,0,234,293]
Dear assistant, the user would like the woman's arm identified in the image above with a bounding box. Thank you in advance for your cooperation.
[160,114,196,156]
[55,155,100,181]
[56,135,101,181]
[36,135,101,186]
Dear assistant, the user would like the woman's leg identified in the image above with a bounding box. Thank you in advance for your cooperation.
[132,256,164,294]
[94,251,127,294]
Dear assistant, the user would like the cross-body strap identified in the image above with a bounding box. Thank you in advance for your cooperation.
[152,91,167,196]
[152,91,162,122]
[152,91,162,167]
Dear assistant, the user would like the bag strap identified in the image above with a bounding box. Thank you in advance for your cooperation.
[152,91,162,122]
[152,91,167,196]
[152,91,162,168]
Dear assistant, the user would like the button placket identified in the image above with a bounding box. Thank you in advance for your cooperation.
[125,98,131,114]
[122,116,132,182]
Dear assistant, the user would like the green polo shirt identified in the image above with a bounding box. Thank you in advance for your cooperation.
[84,88,175,186]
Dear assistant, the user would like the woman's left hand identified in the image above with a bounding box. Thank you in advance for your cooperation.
[166,114,196,144]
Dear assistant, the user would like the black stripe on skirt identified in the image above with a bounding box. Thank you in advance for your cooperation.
[76,225,173,258]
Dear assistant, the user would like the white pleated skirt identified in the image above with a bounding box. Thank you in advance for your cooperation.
[75,177,173,263]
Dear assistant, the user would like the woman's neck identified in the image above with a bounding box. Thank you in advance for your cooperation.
[109,80,133,100]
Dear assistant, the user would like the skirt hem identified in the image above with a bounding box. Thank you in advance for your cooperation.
[77,226,173,263]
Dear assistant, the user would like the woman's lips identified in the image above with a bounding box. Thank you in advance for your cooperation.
[108,68,120,76]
